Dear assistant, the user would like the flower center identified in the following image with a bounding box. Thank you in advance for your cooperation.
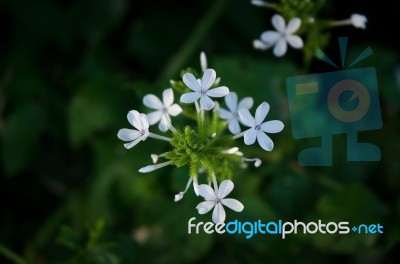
[255,125,261,131]
[216,198,221,204]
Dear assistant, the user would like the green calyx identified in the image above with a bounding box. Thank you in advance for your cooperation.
[165,124,240,179]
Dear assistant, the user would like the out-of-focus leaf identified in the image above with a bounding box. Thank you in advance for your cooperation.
[310,184,388,253]
[56,225,82,250]
[1,103,45,177]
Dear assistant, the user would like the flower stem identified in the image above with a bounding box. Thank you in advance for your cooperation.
[330,20,352,27]
[149,133,171,142]
[232,131,245,139]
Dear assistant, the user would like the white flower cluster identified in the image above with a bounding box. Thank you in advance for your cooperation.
[251,1,367,57]
[117,52,284,223]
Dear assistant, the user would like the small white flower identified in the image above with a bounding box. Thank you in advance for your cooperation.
[180,68,229,111]
[196,180,244,224]
[239,102,284,151]
[350,14,367,29]
[117,110,149,149]
[143,88,182,132]
[254,14,303,57]
[219,92,253,134]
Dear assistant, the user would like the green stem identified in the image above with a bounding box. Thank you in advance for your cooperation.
[157,0,231,83]
[0,244,28,264]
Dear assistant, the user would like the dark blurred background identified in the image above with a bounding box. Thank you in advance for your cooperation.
[0,0,399,263]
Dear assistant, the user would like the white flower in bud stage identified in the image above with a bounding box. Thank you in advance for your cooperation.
[143,88,182,132]
[196,180,244,224]
[238,102,284,151]
[331,13,367,30]
[254,14,303,57]
[180,68,229,111]
[219,92,253,134]
[117,110,149,149]
[350,14,367,29]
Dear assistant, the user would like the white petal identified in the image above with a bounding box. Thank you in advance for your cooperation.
[253,39,271,50]
[238,108,255,127]
[286,35,303,49]
[180,92,201,104]
[273,38,287,57]
[117,128,141,141]
[228,119,241,134]
[206,86,229,98]
[123,137,143,149]
[143,94,163,110]
[255,102,269,125]
[286,17,301,34]
[260,31,281,44]
[146,111,162,125]
[168,104,182,116]
[127,110,142,130]
[238,97,254,110]
[212,203,226,224]
[158,115,171,132]
[221,198,244,212]
[261,120,284,133]
[218,180,234,199]
[139,113,149,130]
[257,131,274,151]
[197,201,215,214]
[197,184,217,200]
[200,95,215,111]
[271,14,286,32]
[162,88,174,107]
[219,108,233,120]
[225,92,238,112]
[201,69,216,91]
[200,51,207,72]
[244,129,257,145]
[183,73,201,92]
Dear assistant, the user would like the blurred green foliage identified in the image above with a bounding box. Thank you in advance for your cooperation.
[1,0,400,263]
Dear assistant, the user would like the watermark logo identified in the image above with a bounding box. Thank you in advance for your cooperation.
[188,217,384,239]
[286,37,382,166]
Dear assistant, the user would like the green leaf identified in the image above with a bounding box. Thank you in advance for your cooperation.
[1,103,45,178]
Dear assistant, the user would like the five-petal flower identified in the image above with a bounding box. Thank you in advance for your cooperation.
[238,102,284,151]
[117,110,150,149]
[196,180,244,224]
[180,68,229,110]
[253,14,303,57]
[219,92,254,134]
[143,88,182,132]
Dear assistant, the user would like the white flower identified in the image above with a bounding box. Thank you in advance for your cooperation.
[219,92,253,134]
[180,68,229,111]
[254,14,303,57]
[196,180,244,224]
[143,88,182,132]
[351,14,367,29]
[117,110,149,149]
[238,102,284,151]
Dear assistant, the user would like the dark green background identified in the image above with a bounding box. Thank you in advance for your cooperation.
[1,0,399,263]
